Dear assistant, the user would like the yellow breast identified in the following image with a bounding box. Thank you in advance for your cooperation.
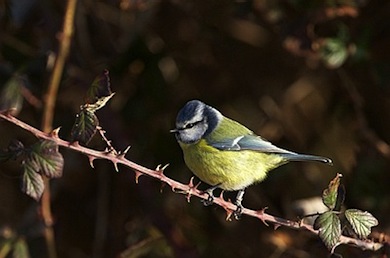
[179,139,286,191]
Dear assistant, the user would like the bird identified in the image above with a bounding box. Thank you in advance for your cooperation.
[171,100,332,218]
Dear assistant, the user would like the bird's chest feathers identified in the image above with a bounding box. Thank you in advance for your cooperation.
[179,139,284,191]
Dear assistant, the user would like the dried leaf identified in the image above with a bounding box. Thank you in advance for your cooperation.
[314,211,341,250]
[345,209,378,239]
[86,69,112,104]
[322,173,343,210]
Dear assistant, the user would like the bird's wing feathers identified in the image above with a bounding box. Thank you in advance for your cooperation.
[208,135,295,154]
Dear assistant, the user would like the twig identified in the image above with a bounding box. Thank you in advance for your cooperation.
[0,112,384,253]
[43,0,78,130]
[40,1,78,258]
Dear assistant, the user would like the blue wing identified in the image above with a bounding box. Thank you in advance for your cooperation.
[208,135,333,164]
[208,135,294,154]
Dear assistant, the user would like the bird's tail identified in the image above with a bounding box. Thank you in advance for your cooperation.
[281,153,333,165]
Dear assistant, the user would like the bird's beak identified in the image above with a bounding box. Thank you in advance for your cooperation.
[170,128,179,133]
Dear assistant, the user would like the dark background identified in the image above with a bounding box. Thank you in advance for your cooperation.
[0,0,389,257]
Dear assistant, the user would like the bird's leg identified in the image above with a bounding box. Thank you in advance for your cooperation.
[202,184,221,206]
[233,189,246,220]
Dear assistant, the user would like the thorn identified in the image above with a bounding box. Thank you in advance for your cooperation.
[188,177,201,190]
[155,163,169,175]
[161,163,170,171]
[123,145,131,154]
[330,243,341,254]
[188,176,195,187]
[50,127,61,138]
[225,209,233,221]
[219,190,225,199]
[88,156,96,168]
[135,171,143,184]
[118,146,131,159]
[186,191,192,203]
[185,177,198,203]
[113,161,119,172]
[219,198,235,221]
[256,207,269,226]
[71,141,80,147]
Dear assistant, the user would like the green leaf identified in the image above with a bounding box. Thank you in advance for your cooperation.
[71,108,99,145]
[30,140,64,178]
[320,38,348,69]
[322,173,342,210]
[13,237,30,258]
[21,159,44,201]
[345,209,378,239]
[314,211,341,250]
[0,75,25,115]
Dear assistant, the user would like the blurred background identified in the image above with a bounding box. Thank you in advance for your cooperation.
[0,0,389,257]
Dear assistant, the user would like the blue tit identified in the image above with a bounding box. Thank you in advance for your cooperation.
[171,100,332,217]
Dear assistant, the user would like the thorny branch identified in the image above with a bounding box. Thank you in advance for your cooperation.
[0,112,385,253]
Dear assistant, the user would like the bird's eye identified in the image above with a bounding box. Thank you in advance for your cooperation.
[184,123,195,129]
[183,120,202,129]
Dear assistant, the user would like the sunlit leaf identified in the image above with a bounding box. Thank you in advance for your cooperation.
[13,237,30,258]
[30,140,64,178]
[86,69,112,104]
[0,75,25,115]
[21,159,44,201]
[71,108,99,145]
[322,173,343,210]
[84,92,115,112]
[345,209,378,239]
[320,38,348,69]
[314,211,341,250]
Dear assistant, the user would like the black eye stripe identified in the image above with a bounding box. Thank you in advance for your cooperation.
[182,120,203,129]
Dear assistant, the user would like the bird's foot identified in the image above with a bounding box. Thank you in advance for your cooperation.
[233,204,243,220]
[233,189,246,220]
[201,193,214,206]
[201,184,220,206]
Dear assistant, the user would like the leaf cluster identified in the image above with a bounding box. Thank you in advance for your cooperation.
[314,174,378,252]
[0,140,63,201]
[0,70,114,201]
[70,70,115,145]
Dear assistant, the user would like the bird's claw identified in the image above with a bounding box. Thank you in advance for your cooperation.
[233,189,246,220]
[233,204,243,220]
[201,191,215,206]
[201,184,221,206]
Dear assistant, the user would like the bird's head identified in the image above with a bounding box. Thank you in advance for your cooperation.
[171,100,221,144]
